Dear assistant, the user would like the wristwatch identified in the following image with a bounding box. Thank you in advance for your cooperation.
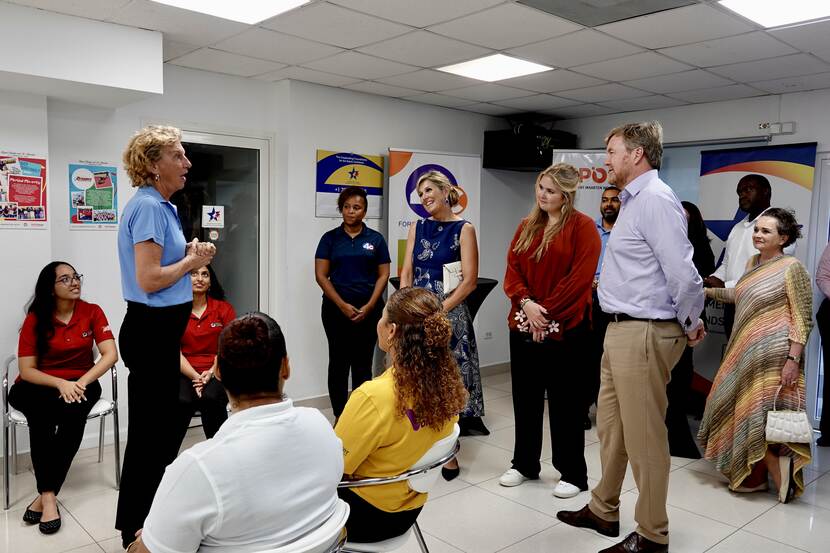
[786,354,801,363]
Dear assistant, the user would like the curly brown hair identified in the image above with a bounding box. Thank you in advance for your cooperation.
[386,287,468,430]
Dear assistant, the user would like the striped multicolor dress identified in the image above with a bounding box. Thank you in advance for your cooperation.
[698,254,812,494]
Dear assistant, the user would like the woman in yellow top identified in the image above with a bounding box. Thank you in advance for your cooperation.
[335,287,467,543]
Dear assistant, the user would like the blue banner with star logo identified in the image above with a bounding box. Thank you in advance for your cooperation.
[316,150,384,218]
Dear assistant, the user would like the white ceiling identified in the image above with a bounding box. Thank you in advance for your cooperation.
[8,0,830,120]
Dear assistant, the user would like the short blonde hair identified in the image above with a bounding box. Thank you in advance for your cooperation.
[605,121,663,170]
[123,125,182,187]
[417,170,460,207]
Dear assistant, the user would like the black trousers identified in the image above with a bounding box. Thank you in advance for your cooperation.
[665,346,701,458]
[178,375,228,439]
[321,298,382,417]
[115,301,191,540]
[585,298,609,416]
[337,488,422,543]
[508,326,589,489]
[8,378,102,494]
[722,303,735,341]
[817,299,830,438]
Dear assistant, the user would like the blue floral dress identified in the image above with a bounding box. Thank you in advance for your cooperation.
[412,219,483,417]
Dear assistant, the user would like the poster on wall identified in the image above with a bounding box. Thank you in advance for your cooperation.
[69,162,118,230]
[0,151,48,229]
[388,149,481,276]
[315,150,384,218]
[552,150,609,218]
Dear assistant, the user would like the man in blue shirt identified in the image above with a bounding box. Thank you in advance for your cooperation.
[585,186,620,429]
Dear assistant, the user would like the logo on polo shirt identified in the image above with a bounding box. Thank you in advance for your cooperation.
[210,322,223,328]
[362,242,374,251]
[82,331,92,338]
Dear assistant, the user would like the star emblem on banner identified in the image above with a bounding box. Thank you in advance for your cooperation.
[208,207,221,222]
[348,167,359,180]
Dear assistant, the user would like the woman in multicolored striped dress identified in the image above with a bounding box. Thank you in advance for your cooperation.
[699,208,812,503]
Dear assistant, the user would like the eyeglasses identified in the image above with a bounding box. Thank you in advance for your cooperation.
[55,274,83,286]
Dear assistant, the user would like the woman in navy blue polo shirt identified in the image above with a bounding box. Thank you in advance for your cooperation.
[115,125,215,549]
[315,186,390,420]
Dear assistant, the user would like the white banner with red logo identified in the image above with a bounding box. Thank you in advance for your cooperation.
[387,149,480,277]
[551,150,609,218]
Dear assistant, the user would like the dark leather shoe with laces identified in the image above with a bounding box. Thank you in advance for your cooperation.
[599,531,668,553]
[38,507,61,535]
[22,499,42,524]
[556,504,619,537]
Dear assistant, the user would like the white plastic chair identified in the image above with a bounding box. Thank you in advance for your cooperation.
[253,498,349,553]
[338,424,461,553]
[2,354,122,510]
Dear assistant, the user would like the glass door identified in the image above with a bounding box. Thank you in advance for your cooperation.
[171,131,270,315]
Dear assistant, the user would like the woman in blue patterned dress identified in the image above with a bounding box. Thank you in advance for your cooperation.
[400,170,484,481]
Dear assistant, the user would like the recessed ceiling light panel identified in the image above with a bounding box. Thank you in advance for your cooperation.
[150,0,310,24]
[719,0,830,28]
[437,54,552,82]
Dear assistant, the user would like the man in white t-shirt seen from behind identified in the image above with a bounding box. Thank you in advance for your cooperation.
[127,312,344,553]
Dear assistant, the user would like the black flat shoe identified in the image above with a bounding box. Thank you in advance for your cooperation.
[459,416,490,436]
[22,499,42,524]
[38,507,61,535]
[817,435,830,447]
[441,466,460,481]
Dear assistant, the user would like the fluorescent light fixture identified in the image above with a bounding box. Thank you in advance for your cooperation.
[719,0,830,28]
[437,54,552,82]
[150,0,310,24]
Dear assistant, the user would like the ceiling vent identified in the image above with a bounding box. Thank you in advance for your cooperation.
[518,0,696,27]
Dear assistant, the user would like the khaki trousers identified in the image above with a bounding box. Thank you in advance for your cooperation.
[588,320,687,545]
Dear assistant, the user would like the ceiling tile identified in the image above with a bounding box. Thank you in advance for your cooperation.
[708,53,830,82]
[659,32,797,67]
[459,103,520,116]
[556,83,649,102]
[109,1,248,45]
[168,48,285,78]
[667,84,765,103]
[328,0,503,28]
[507,29,643,68]
[402,93,477,108]
[493,94,581,111]
[597,4,753,49]
[771,19,830,53]
[375,69,480,92]
[749,72,830,94]
[441,84,535,102]
[163,39,199,62]
[427,3,580,50]
[253,66,361,87]
[7,0,132,21]
[541,104,615,119]
[357,31,492,67]
[598,95,687,112]
[500,69,606,93]
[344,81,422,98]
[571,52,692,81]
[213,28,342,65]
[260,2,412,49]
[303,51,417,80]
[623,70,734,94]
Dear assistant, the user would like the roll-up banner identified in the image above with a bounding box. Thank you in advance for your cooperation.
[551,150,608,220]
[387,149,480,276]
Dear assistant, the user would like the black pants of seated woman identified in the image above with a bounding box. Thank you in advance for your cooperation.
[665,346,702,459]
[337,488,422,543]
[177,375,228,439]
[321,298,383,417]
[508,325,589,489]
[115,301,191,547]
[9,379,102,493]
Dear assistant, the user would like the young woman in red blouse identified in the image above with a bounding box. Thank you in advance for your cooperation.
[177,264,236,439]
[500,164,601,499]
[9,261,118,535]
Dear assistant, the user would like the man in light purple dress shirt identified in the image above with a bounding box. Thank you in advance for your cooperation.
[557,121,705,553]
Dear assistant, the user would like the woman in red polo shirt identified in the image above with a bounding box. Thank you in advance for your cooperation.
[9,261,118,535]
[177,264,236,439]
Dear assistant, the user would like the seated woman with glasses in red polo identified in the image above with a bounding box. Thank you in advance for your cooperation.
[9,261,118,536]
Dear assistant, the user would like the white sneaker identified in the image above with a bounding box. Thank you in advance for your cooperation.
[499,468,529,487]
[553,480,581,498]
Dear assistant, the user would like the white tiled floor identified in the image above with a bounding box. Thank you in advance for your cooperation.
[3,372,830,552]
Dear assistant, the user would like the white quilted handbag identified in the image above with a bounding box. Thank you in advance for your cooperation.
[765,385,812,444]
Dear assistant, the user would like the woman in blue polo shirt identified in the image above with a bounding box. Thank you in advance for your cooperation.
[115,125,215,549]
[315,186,390,420]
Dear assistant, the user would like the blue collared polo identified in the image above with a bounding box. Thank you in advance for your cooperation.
[315,224,390,305]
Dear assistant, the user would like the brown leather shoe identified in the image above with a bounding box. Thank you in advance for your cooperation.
[599,532,668,553]
[556,505,619,537]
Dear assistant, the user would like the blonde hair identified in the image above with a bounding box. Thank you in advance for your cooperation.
[605,121,663,170]
[417,170,460,207]
[123,125,182,187]
[513,163,580,261]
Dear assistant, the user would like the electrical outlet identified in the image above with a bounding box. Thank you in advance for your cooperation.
[483,331,493,340]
